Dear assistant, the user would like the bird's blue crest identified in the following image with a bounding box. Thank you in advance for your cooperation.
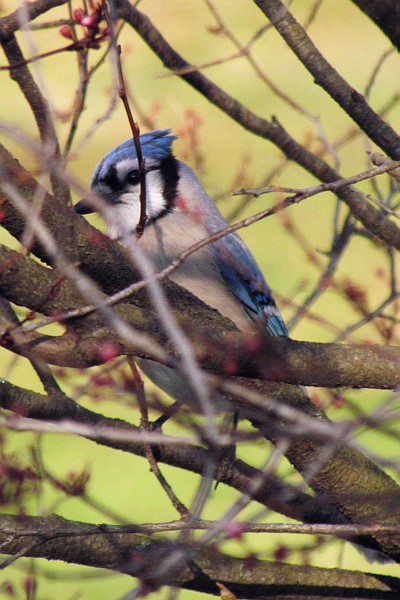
[92,129,177,183]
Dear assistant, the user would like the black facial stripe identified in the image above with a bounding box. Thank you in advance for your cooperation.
[161,155,180,207]
[145,155,180,226]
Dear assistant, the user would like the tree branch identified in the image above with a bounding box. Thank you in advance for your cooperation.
[254,0,400,160]
[115,0,400,250]
[0,0,67,37]
[0,241,399,388]
[0,514,399,598]
[0,379,351,529]
[0,32,72,214]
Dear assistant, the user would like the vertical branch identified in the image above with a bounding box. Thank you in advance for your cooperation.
[127,358,189,518]
[62,3,90,157]
[116,44,147,239]
[103,0,147,239]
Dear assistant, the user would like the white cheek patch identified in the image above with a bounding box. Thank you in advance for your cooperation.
[146,170,168,218]
[106,197,141,239]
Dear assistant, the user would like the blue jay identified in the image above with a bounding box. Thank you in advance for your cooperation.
[74,132,391,561]
[75,129,288,407]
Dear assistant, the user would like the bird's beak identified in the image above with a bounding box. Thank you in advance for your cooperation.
[74,198,95,215]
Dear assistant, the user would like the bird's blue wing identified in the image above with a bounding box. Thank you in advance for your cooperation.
[214,233,288,337]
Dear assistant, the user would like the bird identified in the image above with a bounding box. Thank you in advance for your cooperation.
[74,130,392,563]
[74,129,288,409]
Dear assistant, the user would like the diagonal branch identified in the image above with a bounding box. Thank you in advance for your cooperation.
[0,35,72,216]
[0,0,68,37]
[115,0,400,250]
[254,0,400,160]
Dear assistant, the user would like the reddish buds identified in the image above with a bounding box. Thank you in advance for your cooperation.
[274,544,289,561]
[58,5,107,49]
[59,25,74,40]
[225,520,245,539]
[81,13,100,28]
[98,340,119,362]
[73,8,85,23]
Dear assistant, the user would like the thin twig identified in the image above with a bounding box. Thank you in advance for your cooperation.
[103,0,147,238]
[127,358,189,518]
[234,160,400,199]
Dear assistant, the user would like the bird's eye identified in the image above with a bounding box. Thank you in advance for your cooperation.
[125,171,140,186]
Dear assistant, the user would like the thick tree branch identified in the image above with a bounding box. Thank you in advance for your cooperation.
[0,242,399,388]
[0,514,399,598]
[0,379,359,530]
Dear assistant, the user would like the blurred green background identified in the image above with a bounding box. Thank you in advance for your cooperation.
[1,0,400,598]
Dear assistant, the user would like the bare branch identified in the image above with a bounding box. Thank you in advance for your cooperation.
[116,0,400,249]
[254,0,400,160]
[0,514,399,598]
[0,0,67,37]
